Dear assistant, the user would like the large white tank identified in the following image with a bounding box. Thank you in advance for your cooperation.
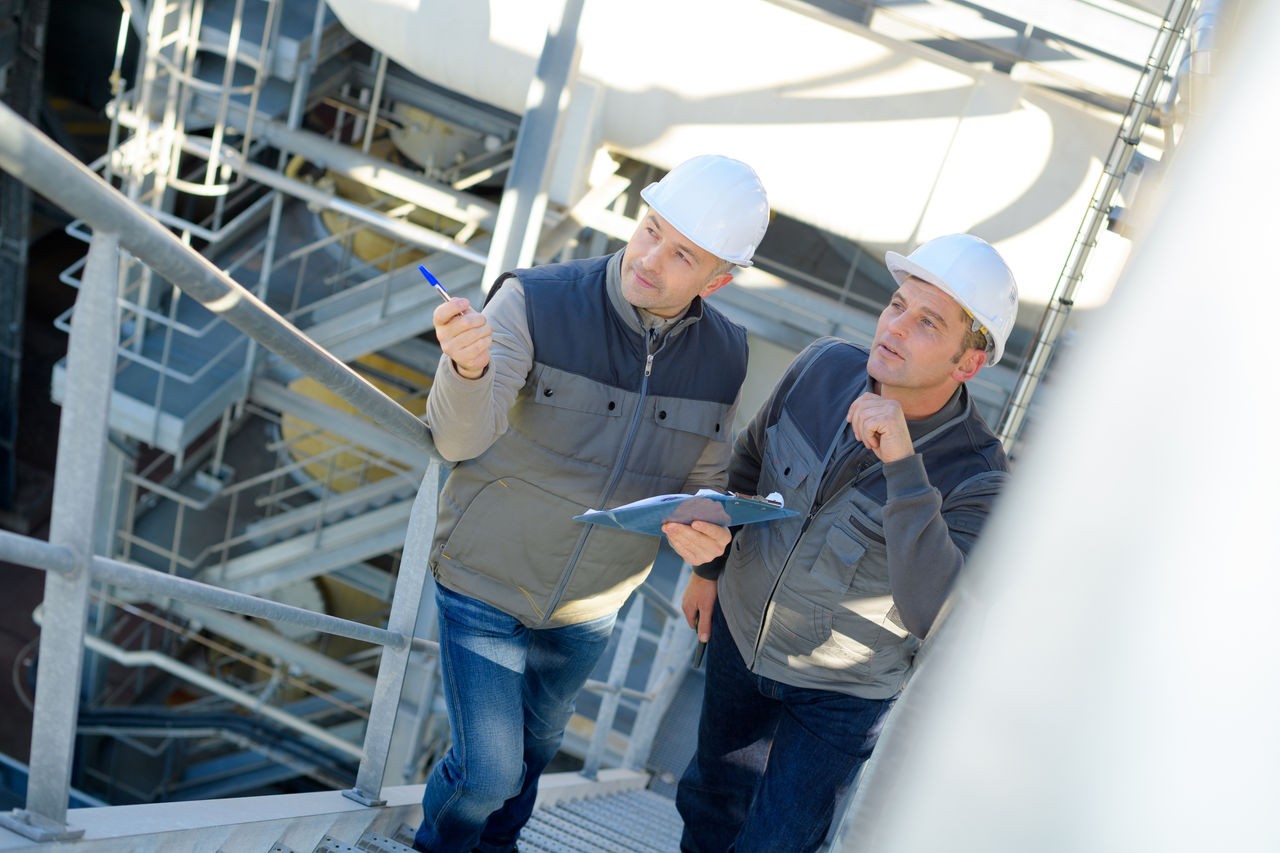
[324,0,1150,310]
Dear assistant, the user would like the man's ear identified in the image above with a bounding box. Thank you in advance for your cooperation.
[952,348,987,383]
[699,272,734,300]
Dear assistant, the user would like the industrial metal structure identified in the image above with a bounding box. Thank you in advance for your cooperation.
[0,1,1236,849]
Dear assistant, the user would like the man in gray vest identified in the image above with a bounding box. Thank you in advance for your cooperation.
[411,155,770,853]
[671,234,1019,853]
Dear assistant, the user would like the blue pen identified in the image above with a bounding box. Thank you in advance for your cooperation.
[418,264,451,302]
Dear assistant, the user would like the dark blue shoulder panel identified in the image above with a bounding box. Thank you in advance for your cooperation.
[778,337,1007,493]
[778,338,868,457]
[521,256,645,390]
[521,256,747,403]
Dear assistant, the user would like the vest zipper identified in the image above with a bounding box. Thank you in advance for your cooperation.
[541,326,662,625]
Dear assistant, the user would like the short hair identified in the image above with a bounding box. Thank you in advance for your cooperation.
[961,324,989,356]
[952,314,989,364]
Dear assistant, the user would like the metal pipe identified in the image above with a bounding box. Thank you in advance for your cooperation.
[244,0,330,398]
[0,100,437,458]
[109,100,499,251]
[28,607,365,762]
[345,460,443,805]
[176,131,489,266]
[482,0,585,287]
[251,116,499,234]
[361,51,389,156]
[624,564,698,769]
[996,0,1198,451]
[581,595,642,780]
[173,602,379,701]
[0,529,75,574]
[0,522,438,655]
[1185,0,1224,119]
[90,554,411,651]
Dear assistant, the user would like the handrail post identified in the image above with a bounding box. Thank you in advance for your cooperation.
[581,595,644,780]
[623,565,698,769]
[344,457,442,806]
[0,234,121,841]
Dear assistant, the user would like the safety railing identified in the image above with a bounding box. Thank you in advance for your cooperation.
[0,97,443,841]
[0,86,699,842]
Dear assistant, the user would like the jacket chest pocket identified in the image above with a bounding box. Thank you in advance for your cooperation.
[807,509,888,596]
[519,368,630,465]
[647,395,731,442]
[809,525,864,593]
[762,420,815,495]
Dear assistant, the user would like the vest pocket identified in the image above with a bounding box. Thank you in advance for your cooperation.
[647,395,732,441]
[530,368,624,417]
[439,477,581,611]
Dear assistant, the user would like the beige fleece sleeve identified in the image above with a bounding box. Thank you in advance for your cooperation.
[423,277,533,461]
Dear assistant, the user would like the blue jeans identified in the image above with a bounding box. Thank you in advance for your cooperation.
[414,583,616,853]
[676,603,894,853]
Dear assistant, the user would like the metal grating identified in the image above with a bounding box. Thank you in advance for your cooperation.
[518,789,683,853]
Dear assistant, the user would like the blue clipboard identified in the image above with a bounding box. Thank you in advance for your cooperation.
[573,489,797,537]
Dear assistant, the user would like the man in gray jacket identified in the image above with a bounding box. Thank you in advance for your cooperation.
[411,155,770,853]
[670,233,1019,853]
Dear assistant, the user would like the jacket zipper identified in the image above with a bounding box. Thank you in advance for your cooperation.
[846,510,886,545]
[750,507,813,666]
[749,462,883,665]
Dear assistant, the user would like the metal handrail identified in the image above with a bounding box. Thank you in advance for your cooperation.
[0,528,425,650]
[0,101,436,457]
[0,58,693,842]
[0,98,445,840]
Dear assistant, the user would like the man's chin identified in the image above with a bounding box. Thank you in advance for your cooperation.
[866,355,887,381]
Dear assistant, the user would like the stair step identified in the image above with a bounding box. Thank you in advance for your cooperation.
[520,789,682,853]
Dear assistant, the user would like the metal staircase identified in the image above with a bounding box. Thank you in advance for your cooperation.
[0,0,1214,849]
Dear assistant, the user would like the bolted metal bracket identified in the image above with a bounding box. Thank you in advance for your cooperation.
[341,787,387,808]
[0,809,86,842]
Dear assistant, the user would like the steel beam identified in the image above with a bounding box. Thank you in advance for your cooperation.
[482,0,586,287]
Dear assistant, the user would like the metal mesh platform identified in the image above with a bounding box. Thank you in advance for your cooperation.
[519,788,683,853]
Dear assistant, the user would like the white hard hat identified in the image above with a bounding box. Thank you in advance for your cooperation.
[884,234,1020,365]
[639,155,770,267]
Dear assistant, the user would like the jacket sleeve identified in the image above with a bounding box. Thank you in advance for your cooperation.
[424,277,533,462]
[882,458,1007,637]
